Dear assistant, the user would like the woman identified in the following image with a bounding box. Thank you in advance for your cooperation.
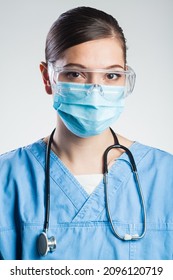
[0,6,173,260]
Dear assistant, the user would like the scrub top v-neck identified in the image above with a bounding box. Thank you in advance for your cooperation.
[0,139,173,259]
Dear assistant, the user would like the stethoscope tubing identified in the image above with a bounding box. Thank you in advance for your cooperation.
[44,128,56,233]
[38,127,147,256]
[37,128,57,257]
[103,141,146,240]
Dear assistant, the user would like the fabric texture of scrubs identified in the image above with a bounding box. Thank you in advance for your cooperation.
[0,138,173,260]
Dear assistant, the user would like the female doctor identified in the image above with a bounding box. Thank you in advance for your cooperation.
[0,6,173,260]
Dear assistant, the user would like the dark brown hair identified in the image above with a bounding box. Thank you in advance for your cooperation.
[45,6,127,63]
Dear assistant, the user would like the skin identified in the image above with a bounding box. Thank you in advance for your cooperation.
[40,38,133,175]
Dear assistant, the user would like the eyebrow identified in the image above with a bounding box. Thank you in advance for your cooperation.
[62,63,125,69]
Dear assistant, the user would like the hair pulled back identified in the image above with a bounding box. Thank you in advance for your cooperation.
[45,6,127,63]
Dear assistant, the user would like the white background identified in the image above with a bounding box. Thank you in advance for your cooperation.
[0,260,172,280]
[0,0,173,154]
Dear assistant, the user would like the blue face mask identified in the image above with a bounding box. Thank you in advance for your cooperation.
[53,82,125,138]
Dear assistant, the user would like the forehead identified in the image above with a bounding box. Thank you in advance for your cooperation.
[56,38,125,68]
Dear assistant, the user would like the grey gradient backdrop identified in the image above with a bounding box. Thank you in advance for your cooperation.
[0,0,173,154]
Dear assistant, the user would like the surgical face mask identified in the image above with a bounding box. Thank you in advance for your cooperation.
[53,82,125,138]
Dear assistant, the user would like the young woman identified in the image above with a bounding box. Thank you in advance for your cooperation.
[0,6,173,260]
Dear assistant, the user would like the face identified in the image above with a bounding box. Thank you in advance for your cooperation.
[55,37,125,85]
[40,37,125,93]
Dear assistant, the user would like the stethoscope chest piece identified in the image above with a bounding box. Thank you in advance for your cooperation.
[37,232,56,256]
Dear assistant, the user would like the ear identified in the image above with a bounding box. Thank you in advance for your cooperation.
[40,62,52,95]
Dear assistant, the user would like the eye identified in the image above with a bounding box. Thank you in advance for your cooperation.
[65,71,86,82]
[106,73,121,80]
[57,69,86,83]
[66,71,80,78]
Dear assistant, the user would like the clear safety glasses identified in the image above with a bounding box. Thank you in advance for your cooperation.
[48,62,136,97]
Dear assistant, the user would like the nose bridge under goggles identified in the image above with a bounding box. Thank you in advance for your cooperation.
[48,63,136,96]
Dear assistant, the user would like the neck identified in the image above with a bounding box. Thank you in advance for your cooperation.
[48,118,118,175]
[44,118,133,175]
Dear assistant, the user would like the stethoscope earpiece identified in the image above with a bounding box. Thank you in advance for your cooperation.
[37,232,56,256]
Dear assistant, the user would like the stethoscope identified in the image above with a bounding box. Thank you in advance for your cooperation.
[37,128,146,256]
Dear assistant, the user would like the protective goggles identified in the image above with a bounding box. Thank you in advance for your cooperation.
[48,62,136,97]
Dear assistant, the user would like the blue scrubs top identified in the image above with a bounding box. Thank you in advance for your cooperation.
[0,139,173,260]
